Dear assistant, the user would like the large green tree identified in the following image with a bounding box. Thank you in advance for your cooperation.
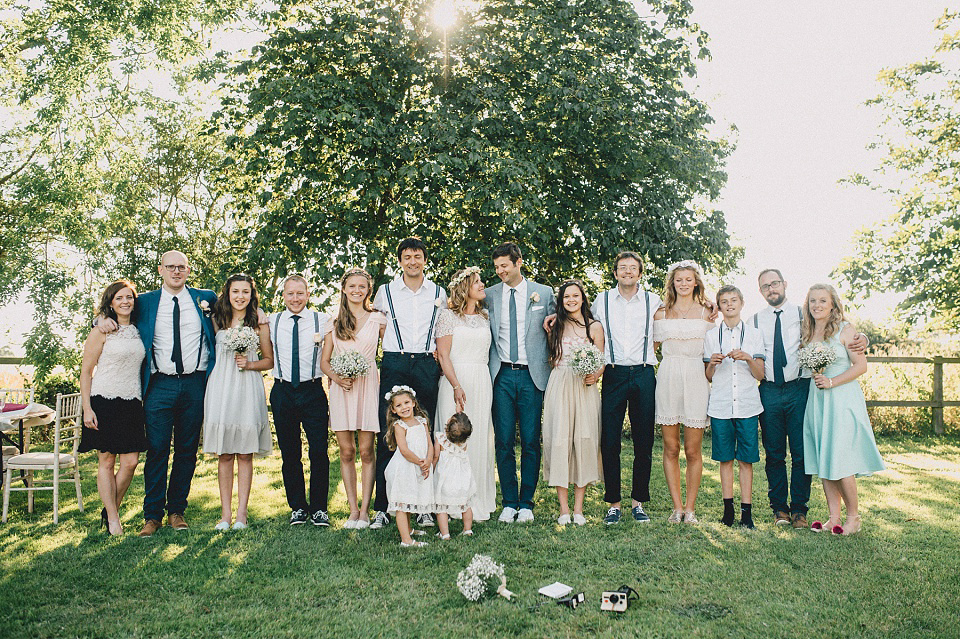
[836,11,960,331]
[219,0,738,294]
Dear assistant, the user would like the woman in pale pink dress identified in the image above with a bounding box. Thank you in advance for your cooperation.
[320,268,386,529]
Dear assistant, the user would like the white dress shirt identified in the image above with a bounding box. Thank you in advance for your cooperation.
[373,277,446,354]
[153,288,207,375]
[497,277,529,365]
[704,321,765,418]
[752,302,805,382]
[269,309,329,383]
[590,286,660,366]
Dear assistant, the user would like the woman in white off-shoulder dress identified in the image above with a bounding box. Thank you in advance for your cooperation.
[434,266,496,521]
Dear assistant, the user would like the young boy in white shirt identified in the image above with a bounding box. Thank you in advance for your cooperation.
[704,286,766,529]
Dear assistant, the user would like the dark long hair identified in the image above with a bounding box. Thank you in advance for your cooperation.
[213,274,260,330]
[548,280,596,366]
[97,280,138,322]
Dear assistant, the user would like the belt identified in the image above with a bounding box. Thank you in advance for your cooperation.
[274,378,322,386]
[606,363,653,370]
[501,362,528,370]
[155,371,204,379]
[760,378,804,387]
[383,352,434,360]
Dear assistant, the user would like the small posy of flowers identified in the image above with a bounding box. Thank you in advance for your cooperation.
[456,554,513,602]
[529,292,540,303]
[797,341,837,374]
[314,332,324,345]
[434,297,446,308]
[570,342,605,377]
[384,385,416,401]
[330,350,369,379]
[222,326,260,355]
[198,299,211,316]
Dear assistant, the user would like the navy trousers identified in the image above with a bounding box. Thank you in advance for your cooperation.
[758,377,812,515]
[270,378,331,513]
[492,365,544,511]
[600,364,656,505]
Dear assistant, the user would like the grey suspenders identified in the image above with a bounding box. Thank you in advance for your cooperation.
[603,289,651,365]
[273,311,321,382]
[384,281,442,353]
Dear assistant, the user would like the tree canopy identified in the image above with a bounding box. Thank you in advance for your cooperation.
[836,10,960,331]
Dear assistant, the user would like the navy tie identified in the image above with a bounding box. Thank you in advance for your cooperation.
[171,297,184,375]
[291,315,301,388]
[773,310,786,385]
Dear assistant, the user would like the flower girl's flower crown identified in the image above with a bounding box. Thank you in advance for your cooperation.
[666,259,703,278]
[384,385,417,402]
[449,266,481,290]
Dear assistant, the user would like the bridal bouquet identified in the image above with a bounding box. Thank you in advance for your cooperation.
[223,327,260,355]
[570,343,605,377]
[330,350,370,379]
[797,341,837,374]
[457,554,513,602]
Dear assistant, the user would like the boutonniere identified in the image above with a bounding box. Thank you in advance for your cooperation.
[530,292,540,304]
[198,299,211,316]
[434,297,446,308]
[314,332,324,345]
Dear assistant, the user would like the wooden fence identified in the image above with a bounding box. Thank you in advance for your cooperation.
[2,355,958,434]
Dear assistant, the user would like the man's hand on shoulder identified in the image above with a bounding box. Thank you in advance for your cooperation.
[849,332,869,354]
[94,316,119,334]
[257,308,269,325]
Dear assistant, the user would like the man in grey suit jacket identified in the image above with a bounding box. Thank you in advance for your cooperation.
[487,242,556,523]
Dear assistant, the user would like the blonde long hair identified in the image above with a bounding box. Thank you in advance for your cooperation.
[662,262,709,311]
[333,268,374,341]
[447,269,488,319]
[801,283,846,345]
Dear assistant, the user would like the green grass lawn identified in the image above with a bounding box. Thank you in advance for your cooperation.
[2,434,959,639]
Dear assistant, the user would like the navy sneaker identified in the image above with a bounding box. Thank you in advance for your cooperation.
[370,511,391,529]
[290,509,309,525]
[311,510,330,527]
[603,507,622,525]
[631,505,651,523]
[416,513,435,528]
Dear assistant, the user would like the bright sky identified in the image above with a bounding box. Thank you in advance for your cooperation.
[1,2,949,352]
[686,1,949,320]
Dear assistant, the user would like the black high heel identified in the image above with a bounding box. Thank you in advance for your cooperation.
[100,507,108,530]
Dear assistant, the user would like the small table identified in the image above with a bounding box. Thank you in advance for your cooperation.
[2,405,55,485]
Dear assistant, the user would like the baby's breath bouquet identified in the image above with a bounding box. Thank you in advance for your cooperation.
[222,326,260,370]
[797,341,837,374]
[330,350,370,379]
[456,554,513,602]
[570,342,605,377]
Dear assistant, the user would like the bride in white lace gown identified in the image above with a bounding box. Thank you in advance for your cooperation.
[434,267,495,521]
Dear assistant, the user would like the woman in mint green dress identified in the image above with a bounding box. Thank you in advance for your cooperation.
[801,284,884,535]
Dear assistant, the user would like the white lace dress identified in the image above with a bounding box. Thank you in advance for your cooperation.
[386,416,436,514]
[202,330,272,456]
[79,324,146,454]
[433,432,478,515]
[433,309,495,520]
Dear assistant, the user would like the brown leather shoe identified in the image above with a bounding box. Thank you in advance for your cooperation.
[791,513,809,529]
[774,511,791,526]
[139,519,162,537]
[167,513,188,530]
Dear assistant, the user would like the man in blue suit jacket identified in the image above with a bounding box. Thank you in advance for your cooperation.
[486,243,555,523]
[130,251,217,536]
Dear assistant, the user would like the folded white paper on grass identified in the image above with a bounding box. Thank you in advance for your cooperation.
[538,582,573,599]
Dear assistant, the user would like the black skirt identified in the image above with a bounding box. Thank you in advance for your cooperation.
[78,396,147,454]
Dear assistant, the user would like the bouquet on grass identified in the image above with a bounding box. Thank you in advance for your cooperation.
[330,350,370,379]
[570,342,605,377]
[222,326,260,370]
[457,554,513,602]
[797,341,837,374]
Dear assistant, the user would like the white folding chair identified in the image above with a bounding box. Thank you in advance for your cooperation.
[0,387,35,408]
[2,393,84,523]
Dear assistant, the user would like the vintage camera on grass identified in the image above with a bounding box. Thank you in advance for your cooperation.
[600,586,638,612]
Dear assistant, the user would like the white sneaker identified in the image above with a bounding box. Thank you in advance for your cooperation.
[498,507,518,523]
[557,514,571,525]
[214,521,231,531]
[573,514,587,526]
[516,508,535,523]
[231,521,248,530]
[354,518,370,530]
[343,519,357,530]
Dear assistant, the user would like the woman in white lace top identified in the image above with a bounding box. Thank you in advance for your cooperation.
[79,280,147,536]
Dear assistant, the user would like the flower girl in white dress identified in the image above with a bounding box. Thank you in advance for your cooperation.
[433,412,478,539]
[384,386,435,547]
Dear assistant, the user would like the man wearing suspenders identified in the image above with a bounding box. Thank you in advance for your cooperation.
[591,252,660,525]
[370,237,446,530]
[268,275,332,526]
[752,269,867,529]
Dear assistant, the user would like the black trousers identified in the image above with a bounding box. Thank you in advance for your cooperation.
[600,364,656,504]
[373,352,440,513]
[270,379,330,513]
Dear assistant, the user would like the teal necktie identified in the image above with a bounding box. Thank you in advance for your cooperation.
[509,288,518,362]
[291,315,301,388]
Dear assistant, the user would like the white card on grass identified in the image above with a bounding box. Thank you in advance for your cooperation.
[538,582,573,599]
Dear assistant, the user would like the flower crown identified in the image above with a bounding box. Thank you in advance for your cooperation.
[449,266,481,290]
[385,385,417,402]
[667,259,703,277]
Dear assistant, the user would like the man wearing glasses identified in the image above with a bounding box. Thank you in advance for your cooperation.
[752,269,866,529]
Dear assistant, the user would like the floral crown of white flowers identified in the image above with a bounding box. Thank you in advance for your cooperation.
[667,259,703,277]
[384,385,417,402]
[449,266,481,290]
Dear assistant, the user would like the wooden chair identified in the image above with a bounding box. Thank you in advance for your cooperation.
[0,387,35,409]
[2,393,84,523]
